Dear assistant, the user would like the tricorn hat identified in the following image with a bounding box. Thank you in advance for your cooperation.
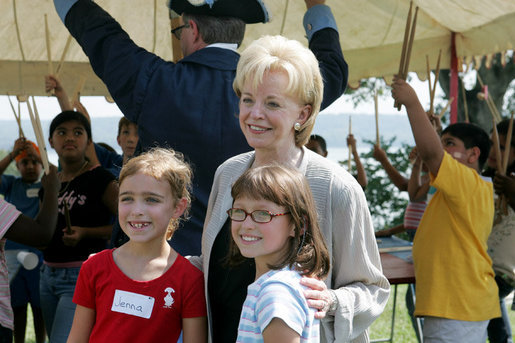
[168,0,269,24]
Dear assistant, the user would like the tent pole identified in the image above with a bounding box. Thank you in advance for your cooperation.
[450,32,459,123]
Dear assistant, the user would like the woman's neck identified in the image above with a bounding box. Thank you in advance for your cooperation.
[253,145,303,169]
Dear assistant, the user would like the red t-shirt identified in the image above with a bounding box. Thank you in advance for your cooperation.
[73,249,206,342]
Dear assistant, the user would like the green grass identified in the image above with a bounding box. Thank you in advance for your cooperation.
[369,284,515,342]
[22,286,515,342]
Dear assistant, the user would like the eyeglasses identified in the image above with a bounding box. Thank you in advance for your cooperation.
[227,208,290,224]
[171,24,189,40]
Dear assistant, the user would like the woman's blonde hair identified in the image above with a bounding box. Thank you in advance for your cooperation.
[227,164,330,279]
[233,35,323,147]
[119,148,192,240]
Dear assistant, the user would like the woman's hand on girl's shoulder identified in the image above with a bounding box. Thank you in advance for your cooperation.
[300,276,332,319]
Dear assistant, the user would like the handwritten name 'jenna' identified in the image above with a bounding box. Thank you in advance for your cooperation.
[114,296,143,312]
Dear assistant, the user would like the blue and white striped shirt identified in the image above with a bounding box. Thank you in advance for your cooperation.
[236,267,319,342]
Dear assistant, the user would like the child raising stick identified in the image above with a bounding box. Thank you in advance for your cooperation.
[67,148,207,343]
[392,76,499,342]
[226,164,330,342]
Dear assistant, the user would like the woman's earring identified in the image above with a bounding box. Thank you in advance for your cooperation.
[294,122,301,131]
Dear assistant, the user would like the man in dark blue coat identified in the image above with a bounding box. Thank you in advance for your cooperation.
[53,0,348,256]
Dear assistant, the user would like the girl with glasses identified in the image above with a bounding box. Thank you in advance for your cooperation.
[226,164,330,342]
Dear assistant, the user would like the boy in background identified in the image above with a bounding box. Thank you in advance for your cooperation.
[392,76,500,342]
[0,138,46,343]
[116,117,138,166]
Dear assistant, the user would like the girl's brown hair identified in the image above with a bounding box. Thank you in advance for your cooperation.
[227,164,330,279]
[119,148,192,239]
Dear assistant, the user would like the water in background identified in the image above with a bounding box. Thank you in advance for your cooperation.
[0,113,414,165]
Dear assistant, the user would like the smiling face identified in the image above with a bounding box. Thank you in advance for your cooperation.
[238,71,310,157]
[230,196,293,276]
[118,173,182,245]
[49,120,91,162]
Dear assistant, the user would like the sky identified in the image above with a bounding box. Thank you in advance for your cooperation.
[0,73,445,122]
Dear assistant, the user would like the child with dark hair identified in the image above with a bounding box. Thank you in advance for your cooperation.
[0,165,60,343]
[0,138,46,343]
[227,164,330,342]
[483,118,515,343]
[392,76,499,343]
[45,75,139,178]
[40,111,119,343]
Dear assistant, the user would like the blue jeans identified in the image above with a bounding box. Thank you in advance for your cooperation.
[40,265,80,343]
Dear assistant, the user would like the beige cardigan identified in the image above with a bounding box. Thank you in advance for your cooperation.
[190,147,390,342]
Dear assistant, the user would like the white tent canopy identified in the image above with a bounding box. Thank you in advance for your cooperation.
[1,0,514,97]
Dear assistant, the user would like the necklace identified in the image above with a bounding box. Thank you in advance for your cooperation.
[59,160,89,196]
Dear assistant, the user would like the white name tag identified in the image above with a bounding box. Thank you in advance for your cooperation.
[111,290,155,319]
[26,188,40,198]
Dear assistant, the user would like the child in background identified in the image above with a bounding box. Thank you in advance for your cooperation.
[227,165,330,342]
[0,138,46,343]
[346,134,368,189]
[116,117,138,165]
[392,76,499,342]
[40,111,119,343]
[306,134,367,189]
[67,148,207,343]
[0,165,60,342]
[45,75,139,177]
[483,118,515,343]
[373,146,430,241]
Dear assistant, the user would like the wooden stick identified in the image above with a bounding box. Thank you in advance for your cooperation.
[7,95,24,138]
[31,97,50,174]
[460,77,469,123]
[477,73,502,122]
[491,118,504,175]
[55,35,73,77]
[348,116,352,171]
[44,14,54,75]
[27,97,50,175]
[395,3,418,110]
[502,112,514,174]
[403,6,418,80]
[430,49,441,113]
[398,1,413,79]
[375,91,380,146]
[426,55,433,115]
[71,76,87,105]
[438,97,454,119]
[63,201,73,235]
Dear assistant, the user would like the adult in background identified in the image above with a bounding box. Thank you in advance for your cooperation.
[52,0,347,256]
[190,34,389,342]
